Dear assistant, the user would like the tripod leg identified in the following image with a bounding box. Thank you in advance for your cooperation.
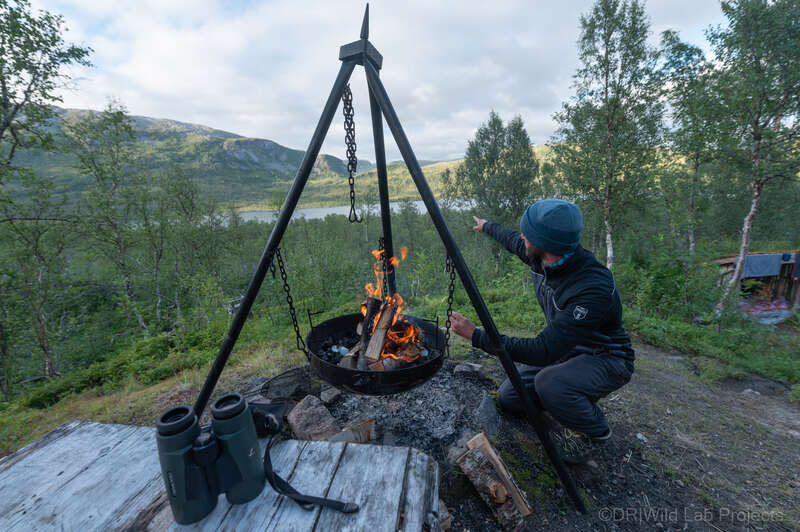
[367,74,396,295]
[364,61,587,514]
[193,60,358,416]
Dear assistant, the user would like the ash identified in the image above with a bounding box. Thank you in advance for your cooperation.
[327,360,495,463]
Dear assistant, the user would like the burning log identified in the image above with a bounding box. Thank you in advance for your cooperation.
[337,341,362,369]
[357,297,382,370]
[367,357,408,372]
[362,299,398,364]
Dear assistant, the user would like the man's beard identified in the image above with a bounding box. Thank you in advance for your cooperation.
[525,243,546,262]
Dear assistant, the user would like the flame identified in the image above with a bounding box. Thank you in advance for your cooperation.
[361,246,421,363]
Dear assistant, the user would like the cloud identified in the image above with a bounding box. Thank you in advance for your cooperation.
[38,0,725,162]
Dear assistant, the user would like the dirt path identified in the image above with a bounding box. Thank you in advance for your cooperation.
[453,342,800,531]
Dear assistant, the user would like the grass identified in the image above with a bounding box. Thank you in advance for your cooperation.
[3,269,797,457]
[791,384,800,404]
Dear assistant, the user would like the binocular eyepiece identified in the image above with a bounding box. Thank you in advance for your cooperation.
[156,393,265,525]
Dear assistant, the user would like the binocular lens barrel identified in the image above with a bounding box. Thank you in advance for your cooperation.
[211,394,266,504]
[155,406,217,524]
[155,394,266,524]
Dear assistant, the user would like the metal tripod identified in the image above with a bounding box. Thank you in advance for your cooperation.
[192,5,587,514]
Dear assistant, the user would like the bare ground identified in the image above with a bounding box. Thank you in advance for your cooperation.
[440,341,800,531]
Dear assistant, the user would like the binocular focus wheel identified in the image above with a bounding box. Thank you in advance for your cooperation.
[156,406,196,436]
[211,393,246,420]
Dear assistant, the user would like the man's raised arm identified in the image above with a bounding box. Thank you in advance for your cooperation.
[473,215,531,264]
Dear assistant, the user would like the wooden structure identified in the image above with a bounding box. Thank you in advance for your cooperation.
[715,250,800,307]
[0,420,440,531]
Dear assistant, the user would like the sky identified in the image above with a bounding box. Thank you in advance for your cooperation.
[33,0,726,163]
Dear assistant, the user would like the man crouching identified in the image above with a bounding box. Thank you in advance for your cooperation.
[449,199,634,464]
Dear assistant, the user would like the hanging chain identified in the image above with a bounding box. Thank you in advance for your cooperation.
[342,84,362,223]
[275,248,307,354]
[444,255,457,356]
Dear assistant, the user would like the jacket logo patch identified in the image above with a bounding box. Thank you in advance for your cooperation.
[573,306,588,320]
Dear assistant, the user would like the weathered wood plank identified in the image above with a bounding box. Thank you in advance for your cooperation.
[261,440,348,532]
[313,444,410,532]
[398,448,440,532]
[6,423,155,531]
[0,421,145,531]
[170,439,306,532]
[1,421,439,532]
[0,419,85,474]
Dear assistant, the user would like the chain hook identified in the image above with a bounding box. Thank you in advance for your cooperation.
[274,247,308,354]
[444,255,457,357]
[342,84,362,223]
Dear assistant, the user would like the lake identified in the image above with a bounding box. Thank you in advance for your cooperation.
[238,199,472,223]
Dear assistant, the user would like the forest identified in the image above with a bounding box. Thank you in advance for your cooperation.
[1,0,799,450]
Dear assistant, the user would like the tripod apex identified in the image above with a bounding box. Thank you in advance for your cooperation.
[360,4,369,40]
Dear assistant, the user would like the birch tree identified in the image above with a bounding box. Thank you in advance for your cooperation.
[550,0,662,268]
[709,0,800,309]
[0,0,90,179]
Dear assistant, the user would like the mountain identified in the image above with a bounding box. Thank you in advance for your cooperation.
[10,107,377,206]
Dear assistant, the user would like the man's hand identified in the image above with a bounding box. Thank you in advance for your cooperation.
[472,216,487,232]
[449,311,476,341]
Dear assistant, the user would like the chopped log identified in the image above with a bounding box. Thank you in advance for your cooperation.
[396,342,423,359]
[457,448,522,530]
[328,418,379,443]
[357,297,382,370]
[338,340,362,369]
[363,300,398,363]
[438,499,452,530]
[367,357,408,372]
[467,432,532,516]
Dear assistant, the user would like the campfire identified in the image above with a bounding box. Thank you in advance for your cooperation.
[318,247,430,372]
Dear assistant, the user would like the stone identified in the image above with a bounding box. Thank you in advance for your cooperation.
[636,432,648,442]
[454,362,484,376]
[586,460,599,469]
[741,388,761,396]
[475,391,501,438]
[320,386,343,404]
[287,394,341,441]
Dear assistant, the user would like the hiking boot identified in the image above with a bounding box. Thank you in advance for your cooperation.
[552,427,611,466]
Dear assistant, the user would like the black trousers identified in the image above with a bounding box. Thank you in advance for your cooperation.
[498,353,634,437]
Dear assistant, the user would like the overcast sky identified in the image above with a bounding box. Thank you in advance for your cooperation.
[34,0,725,162]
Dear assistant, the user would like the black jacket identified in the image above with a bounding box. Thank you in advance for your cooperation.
[471,221,635,366]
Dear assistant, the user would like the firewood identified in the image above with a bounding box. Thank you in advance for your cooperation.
[466,432,532,516]
[363,300,398,363]
[396,342,423,359]
[328,418,379,443]
[356,297,382,370]
[457,448,522,530]
[337,340,362,370]
[367,357,407,372]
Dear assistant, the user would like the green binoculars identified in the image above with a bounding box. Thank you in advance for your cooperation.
[155,393,265,524]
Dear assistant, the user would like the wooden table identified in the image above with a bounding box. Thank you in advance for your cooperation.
[0,420,440,531]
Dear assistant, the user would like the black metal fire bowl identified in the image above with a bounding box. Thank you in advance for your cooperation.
[305,313,445,395]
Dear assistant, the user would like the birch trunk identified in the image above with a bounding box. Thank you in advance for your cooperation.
[717,179,764,310]
[688,162,698,255]
[603,192,614,269]
[124,274,150,338]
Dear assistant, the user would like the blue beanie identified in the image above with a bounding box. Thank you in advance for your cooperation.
[520,199,583,255]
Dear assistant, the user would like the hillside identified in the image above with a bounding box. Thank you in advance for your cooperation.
[10,107,557,209]
[9,107,376,206]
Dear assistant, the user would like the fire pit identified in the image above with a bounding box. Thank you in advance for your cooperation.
[305,313,445,395]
